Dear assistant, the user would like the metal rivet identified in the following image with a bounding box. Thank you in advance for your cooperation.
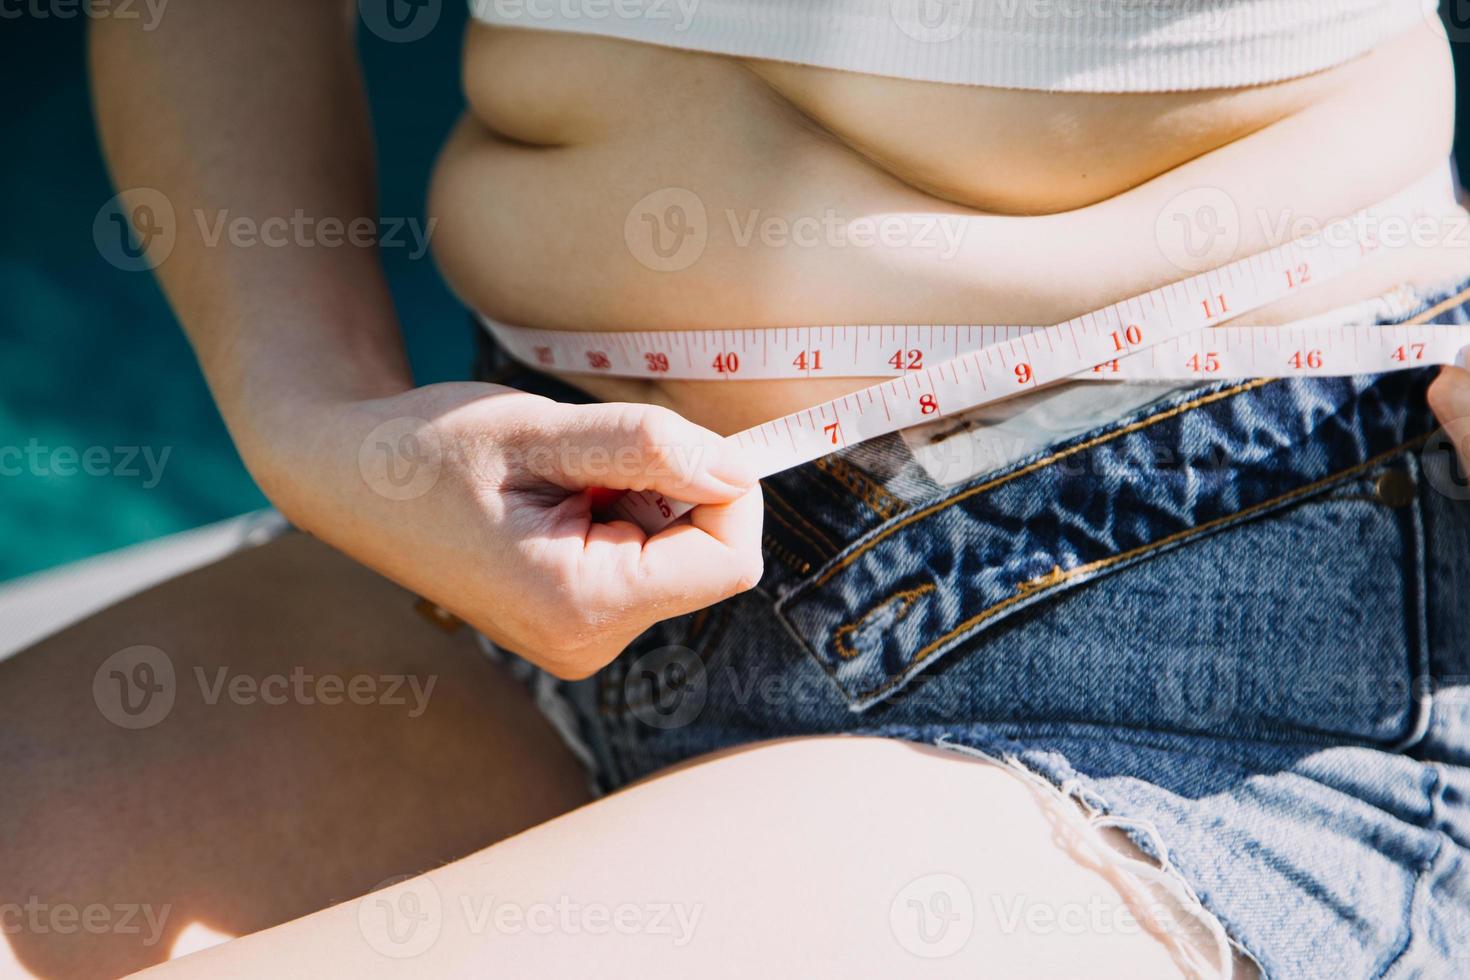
[1374,470,1415,508]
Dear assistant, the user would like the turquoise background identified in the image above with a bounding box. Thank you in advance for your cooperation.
[1,7,1469,580]
[0,3,473,580]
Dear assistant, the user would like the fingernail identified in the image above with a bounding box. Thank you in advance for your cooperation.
[703,442,758,489]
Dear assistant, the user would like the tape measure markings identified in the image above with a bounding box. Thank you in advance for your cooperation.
[475,167,1463,530]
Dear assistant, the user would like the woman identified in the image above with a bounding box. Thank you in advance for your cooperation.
[5,0,1468,976]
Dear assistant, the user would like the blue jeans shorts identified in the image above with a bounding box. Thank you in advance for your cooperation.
[473,278,1470,978]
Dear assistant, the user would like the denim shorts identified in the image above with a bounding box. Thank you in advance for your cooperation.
[473,278,1470,979]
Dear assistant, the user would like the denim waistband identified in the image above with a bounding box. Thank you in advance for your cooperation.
[758,282,1470,719]
[472,278,1470,720]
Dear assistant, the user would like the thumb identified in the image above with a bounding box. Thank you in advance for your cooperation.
[537,402,758,505]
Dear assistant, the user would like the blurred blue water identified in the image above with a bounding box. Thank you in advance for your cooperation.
[0,5,472,580]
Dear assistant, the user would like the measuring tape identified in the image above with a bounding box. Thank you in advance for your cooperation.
[478,166,1470,532]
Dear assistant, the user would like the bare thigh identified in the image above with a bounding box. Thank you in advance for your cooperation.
[0,533,591,980]
[139,736,1241,979]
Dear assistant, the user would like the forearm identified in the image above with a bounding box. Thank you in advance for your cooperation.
[89,0,412,468]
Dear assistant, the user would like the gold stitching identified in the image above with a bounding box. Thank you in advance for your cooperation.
[833,583,937,660]
[1016,565,1067,597]
[764,505,836,564]
[763,532,813,576]
[839,433,1430,704]
[813,455,904,520]
[810,280,1465,593]
[1403,284,1470,326]
[764,482,840,554]
[810,380,1272,589]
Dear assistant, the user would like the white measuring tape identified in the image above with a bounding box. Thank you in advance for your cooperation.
[479,166,1470,532]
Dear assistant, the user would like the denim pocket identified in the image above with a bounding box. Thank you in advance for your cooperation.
[773,374,1438,745]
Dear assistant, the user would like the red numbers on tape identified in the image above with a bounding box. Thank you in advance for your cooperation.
[793,350,823,371]
[1111,324,1143,351]
[889,349,923,371]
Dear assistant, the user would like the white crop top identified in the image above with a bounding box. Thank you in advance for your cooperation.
[469,0,1441,92]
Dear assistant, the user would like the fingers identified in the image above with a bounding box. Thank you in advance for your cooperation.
[1429,362,1470,425]
[628,484,766,616]
[1429,358,1470,469]
[496,488,763,679]
[535,402,758,505]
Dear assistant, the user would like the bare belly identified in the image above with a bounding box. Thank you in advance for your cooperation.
[429,19,1469,434]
